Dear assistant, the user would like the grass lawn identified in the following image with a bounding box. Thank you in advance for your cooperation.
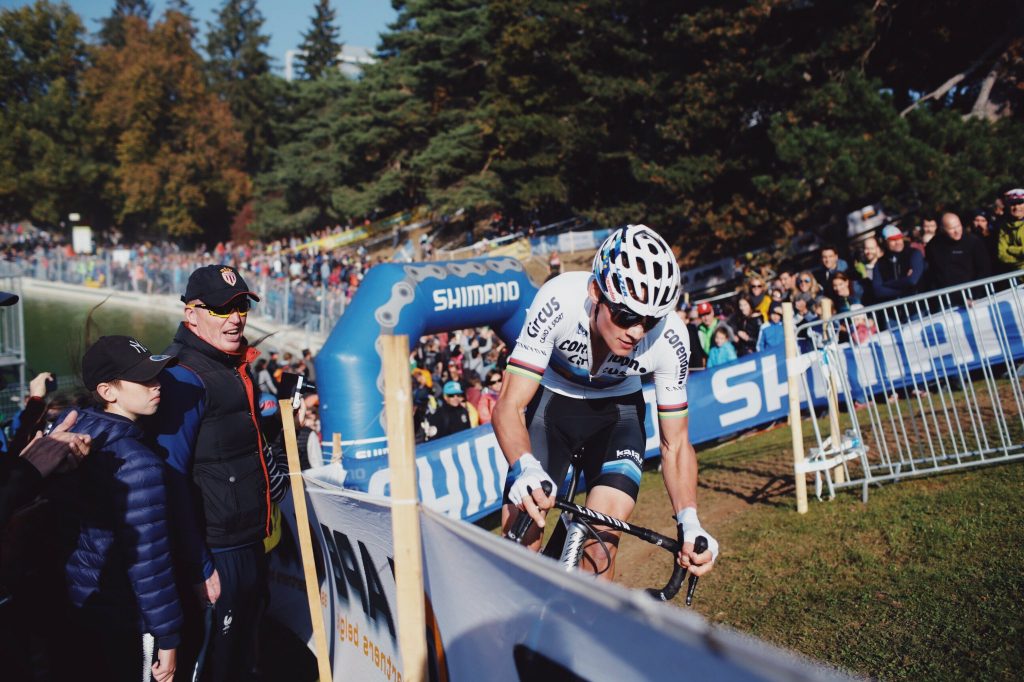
[616,421,1024,681]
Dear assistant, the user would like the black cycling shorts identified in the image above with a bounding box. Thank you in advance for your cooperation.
[503,387,647,502]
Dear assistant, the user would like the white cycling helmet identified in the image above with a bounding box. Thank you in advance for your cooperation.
[592,224,681,318]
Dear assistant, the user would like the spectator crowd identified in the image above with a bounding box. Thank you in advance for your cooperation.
[0,223,381,335]
[410,328,510,443]
[679,190,1024,369]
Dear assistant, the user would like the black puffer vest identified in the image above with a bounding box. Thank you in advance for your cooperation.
[169,324,270,548]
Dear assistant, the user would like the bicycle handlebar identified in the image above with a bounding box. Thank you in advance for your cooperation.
[684,536,709,606]
[504,480,554,543]
[505,481,703,603]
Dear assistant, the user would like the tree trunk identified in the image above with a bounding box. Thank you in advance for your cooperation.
[966,62,1001,121]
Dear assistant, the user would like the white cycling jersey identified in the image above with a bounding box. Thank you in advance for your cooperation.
[507,271,691,419]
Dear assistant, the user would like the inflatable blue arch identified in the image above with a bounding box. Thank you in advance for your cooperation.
[314,257,538,520]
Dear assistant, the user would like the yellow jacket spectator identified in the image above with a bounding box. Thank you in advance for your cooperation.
[997,188,1024,270]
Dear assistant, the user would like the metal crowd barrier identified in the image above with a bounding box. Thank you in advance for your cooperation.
[6,250,349,336]
[786,270,1024,511]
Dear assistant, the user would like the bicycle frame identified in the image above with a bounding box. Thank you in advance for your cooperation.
[506,452,688,601]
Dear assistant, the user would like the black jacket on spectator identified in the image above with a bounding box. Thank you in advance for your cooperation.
[161,325,272,552]
[426,403,471,440]
[686,322,706,368]
[925,232,991,290]
[728,312,762,356]
[872,248,926,303]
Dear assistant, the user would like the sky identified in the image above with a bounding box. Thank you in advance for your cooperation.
[0,0,398,73]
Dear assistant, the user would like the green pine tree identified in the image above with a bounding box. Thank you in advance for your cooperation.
[335,0,496,218]
[251,75,351,235]
[97,0,152,47]
[205,0,277,175]
[298,0,342,80]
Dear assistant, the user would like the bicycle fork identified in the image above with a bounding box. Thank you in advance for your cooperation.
[557,521,588,570]
[555,450,587,570]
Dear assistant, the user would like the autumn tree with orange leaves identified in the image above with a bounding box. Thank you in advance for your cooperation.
[84,9,248,239]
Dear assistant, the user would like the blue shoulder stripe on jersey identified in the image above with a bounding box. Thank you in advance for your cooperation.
[548,355,627,388]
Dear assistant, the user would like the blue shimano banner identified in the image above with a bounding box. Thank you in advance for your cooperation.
[689,288,1024,442]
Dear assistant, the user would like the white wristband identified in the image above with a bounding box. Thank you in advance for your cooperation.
[512,453,540,475]
[674,507,699,527]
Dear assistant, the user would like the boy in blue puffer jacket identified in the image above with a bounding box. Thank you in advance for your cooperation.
[65,336,181,682]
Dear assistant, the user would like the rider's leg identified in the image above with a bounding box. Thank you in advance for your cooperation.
[577,485,635,580]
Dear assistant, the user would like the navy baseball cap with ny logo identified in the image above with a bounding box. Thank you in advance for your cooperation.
[83,336,176,390]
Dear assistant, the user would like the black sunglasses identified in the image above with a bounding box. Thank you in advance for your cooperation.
[601,295,660,331]
[488,378,502,385]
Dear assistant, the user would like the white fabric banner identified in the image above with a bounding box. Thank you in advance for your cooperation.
[268,484,847,681]
[419,507,843,681]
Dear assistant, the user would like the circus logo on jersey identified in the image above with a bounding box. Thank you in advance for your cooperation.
[525,297,562,338]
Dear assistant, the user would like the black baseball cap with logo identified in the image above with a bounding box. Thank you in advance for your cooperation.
[181,265,261,307]
[83,335,176,390]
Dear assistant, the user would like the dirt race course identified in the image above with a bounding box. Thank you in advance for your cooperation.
[615,422,796,595]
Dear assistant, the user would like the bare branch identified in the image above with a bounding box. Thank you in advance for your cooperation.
[900,23,1018,117]
[966,62,1000,121]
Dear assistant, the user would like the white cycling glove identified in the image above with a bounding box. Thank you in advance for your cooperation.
[507,453,555,507]
[675,507,719,562]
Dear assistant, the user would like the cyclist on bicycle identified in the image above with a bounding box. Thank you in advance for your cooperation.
[493,224,718,581]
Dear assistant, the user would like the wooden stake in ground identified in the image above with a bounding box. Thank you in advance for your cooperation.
[279,397,333,682]
[381,335,428,682]
[783,302,809,514]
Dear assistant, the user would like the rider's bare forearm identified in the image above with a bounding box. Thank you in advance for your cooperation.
[660,439,699,514]
[492,401,531,465]
[493,372,541,467]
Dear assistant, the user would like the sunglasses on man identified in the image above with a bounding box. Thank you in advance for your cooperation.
[187,301,250,318]
[600,295,660,331]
